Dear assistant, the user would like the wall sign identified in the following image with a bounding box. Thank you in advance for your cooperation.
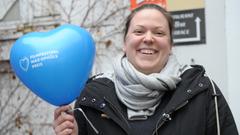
[171,8,206,45]
[168,1,206,45]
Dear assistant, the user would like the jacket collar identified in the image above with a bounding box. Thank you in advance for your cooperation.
[78,78,132,134]
[158,65,211,115]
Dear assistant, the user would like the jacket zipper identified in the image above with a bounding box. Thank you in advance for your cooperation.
[152,100,189,135]
[152,112,173,135]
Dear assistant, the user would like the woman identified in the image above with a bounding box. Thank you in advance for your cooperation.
[53,4,238,135]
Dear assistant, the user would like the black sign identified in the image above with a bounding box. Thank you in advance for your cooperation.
[171,8,206,45]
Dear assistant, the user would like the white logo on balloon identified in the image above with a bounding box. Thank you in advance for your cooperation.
[19,57,29,71]
[19,50,59,72]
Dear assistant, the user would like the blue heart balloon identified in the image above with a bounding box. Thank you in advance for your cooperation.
[10,24,95,106]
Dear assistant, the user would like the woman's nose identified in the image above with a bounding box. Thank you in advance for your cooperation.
[143,32,154,44]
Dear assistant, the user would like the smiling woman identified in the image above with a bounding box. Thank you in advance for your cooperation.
[123,5,172,74]
[53,4,238,135]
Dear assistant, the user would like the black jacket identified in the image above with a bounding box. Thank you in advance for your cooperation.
[74,65,238,135]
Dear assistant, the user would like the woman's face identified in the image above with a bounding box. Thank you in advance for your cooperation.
[123,9,172,75]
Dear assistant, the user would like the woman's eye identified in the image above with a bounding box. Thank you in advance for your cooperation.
[134,30,143,35]
[155,32,164,36]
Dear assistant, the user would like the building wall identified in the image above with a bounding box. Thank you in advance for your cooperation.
[173,0,228,96]
[0,1,61,134]
[0,1,127,134]
[173,0,239,130]
[226,0,240,130]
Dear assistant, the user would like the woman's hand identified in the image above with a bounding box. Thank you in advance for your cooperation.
[53,105,78,135]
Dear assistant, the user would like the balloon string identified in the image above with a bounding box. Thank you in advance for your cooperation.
[68,108,99,134]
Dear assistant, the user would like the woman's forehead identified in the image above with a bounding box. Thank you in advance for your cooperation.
[130,9,168,25]
[132,9,166,20]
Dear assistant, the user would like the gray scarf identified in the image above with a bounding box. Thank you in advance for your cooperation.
[113,54,189,120]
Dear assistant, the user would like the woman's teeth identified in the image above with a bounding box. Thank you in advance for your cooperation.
[139,49,156,54]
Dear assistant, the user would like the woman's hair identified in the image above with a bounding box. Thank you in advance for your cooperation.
[123,4,174,43]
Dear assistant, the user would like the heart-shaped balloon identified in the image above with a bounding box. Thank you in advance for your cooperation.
[10,24,95,106]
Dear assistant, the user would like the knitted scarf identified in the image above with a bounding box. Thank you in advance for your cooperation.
[113,54,189,120]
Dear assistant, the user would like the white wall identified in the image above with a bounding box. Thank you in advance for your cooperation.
[173,0,228,96]
[226,0,240,130]
[173,0,239,131]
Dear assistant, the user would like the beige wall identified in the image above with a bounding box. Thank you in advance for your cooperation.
[167,0,205,11]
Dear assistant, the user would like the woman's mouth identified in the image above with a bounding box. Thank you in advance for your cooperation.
[138,48,158,55]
